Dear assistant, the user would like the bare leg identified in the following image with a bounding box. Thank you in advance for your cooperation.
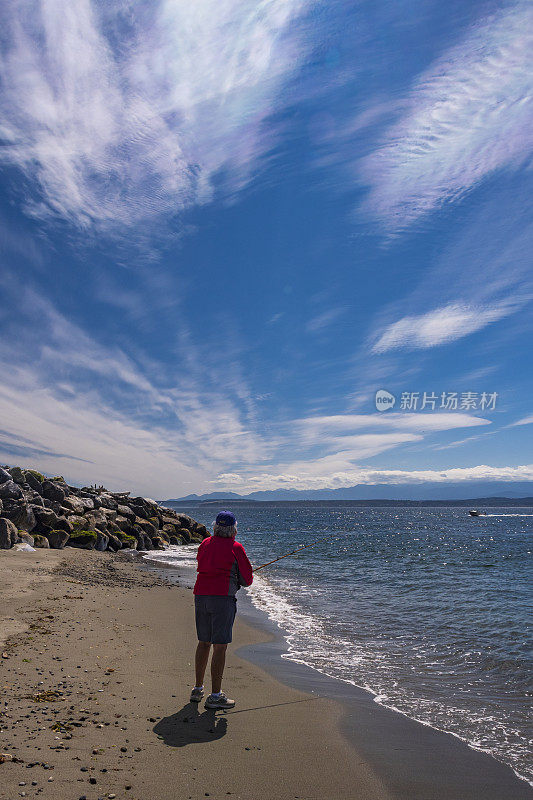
[211,643,227,693]
[195,641,211,687]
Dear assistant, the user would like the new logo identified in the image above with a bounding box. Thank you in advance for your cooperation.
[375,389,396,411]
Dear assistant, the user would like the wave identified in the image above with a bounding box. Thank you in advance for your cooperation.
[247,569,533,787]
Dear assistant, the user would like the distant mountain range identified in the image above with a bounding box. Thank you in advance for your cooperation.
[162,481,533,505]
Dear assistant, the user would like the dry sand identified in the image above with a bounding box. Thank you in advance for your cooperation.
[0,548,389,800]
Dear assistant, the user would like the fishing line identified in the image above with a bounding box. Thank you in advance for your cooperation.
[252,532,349,572]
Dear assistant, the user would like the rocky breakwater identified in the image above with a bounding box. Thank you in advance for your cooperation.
[0,465,209,551]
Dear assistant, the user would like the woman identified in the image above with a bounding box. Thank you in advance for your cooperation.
[190,510,253,708]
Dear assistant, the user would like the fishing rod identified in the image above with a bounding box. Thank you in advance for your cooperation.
[252,533,347,572]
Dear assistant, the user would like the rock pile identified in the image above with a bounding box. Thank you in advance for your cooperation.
[0,465,209,551]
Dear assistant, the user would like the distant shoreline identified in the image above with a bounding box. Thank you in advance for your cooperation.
[163,497,533,508]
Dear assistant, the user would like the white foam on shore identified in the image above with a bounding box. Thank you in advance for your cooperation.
[248,570,533,787]
[141,545,198,569]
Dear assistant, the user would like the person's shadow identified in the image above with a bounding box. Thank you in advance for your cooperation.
[153,703,228,746]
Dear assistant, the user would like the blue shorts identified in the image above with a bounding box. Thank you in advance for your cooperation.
[195,595,237,644]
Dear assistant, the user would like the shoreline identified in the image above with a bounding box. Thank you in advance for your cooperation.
[1,548,531,800]
[141,551,533,799]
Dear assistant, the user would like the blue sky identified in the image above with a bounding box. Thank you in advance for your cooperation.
[0,0,531,498]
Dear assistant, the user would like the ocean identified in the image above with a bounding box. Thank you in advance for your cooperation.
[143,504,533,785]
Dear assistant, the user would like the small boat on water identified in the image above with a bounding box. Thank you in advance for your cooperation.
[469,509,487,517]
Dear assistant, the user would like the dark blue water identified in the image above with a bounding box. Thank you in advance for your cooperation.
[147,504,533,784]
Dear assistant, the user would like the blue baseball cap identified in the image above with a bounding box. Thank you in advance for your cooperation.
[216,510,236,527]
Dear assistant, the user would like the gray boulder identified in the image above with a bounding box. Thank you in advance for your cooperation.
[24,471,43,493]
[67,531,96,549]
[66,513,89,530]
[0,480,23,500]
[2,502,36,531]
[98,494,117,510]
[117,504,135,521]
[95,531,109,551]
[128,503,149,520]
[138,533,152,550]
[43,498,62,513]
[84,512,108,531]
[32,534,50,548]
[134,516,157,537]
[78,496,95,511]
[42,480,66,503]
[31,506,59,532]
[0,518,18,549]
[161,515,179,527]
[0,466,12,484]
[151,536,166,550]
[61,496,85,515]
[162,523,177,538]
[106,533,122,551]
[45,530,70,549]
[8,466,26,484]
[104,520,122,535]
[53,516,73,534]
[177,527,191,543]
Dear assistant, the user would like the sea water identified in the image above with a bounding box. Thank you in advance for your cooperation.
[144,504,533,785]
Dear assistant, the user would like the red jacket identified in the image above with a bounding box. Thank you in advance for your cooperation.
[193,535,253,596]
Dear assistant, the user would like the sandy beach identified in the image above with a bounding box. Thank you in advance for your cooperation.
[1,548,531,800]
[1,548,388,800]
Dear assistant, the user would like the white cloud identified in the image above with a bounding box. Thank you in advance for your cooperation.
[307,433,423,461]
[0,0,311,229]
[508,414,533,427]
[361,3,533,228]
[371,303,512,353]
[212,464,533,492]
[297,412,490,434]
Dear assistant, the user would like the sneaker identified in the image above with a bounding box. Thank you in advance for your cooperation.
[204,692,235,709]
[190,686,205,702]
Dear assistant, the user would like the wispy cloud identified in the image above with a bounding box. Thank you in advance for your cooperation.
[0,282,271,495]
[0,0,311,229]
[508,414,533,427]
[0,281,504,495]
[360,3,533,228]
[371,302,513,353]
[296,412,491,434]
[305,306,347,333]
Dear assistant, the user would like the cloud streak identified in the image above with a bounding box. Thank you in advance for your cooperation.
[360,2,533,228]
[0,0,311,229]
[371,302,513,352]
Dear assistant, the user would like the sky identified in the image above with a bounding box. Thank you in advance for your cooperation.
[0,0,532,499]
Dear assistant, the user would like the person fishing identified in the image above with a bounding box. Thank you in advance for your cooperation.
[190,510,253,709]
